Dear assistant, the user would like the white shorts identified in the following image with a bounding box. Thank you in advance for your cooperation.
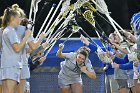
[126,70,135,88]
[127,78,135,88]
[20,65,30,80]
[133,66,138,79]
[1,67,21,82]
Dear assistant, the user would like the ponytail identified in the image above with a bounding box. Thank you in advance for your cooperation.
[2,7,19,28]
[12,4,26,18]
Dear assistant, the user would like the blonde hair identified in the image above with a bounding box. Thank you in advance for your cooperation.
[0,16,3,28]
[2,7,19,28]
[76,46,90,58]
[12,4,26,18]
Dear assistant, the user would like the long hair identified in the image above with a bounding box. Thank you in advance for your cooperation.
[2,7,19,28]
[0,16,3,28]
[12,4,26,18]
[76,46,90,58]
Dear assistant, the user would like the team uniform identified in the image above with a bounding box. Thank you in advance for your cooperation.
[1,26,22,82]
[58,52,94,88]
[15,25,31,80]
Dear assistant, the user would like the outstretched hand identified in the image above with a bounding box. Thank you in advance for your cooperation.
[80,66,88,73]
[80,35,89,46]
[111,63,119,68]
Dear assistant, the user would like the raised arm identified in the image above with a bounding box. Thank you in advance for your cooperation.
[112,62,133,70]
[56,43,66,58]
[80,35,97,52]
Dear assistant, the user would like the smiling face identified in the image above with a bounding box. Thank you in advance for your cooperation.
[76,53,86,64]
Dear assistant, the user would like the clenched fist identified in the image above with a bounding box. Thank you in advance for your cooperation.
[59,43,64,50]
[80,66,87,73]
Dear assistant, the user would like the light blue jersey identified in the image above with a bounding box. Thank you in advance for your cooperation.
[58,52,94,87]
[15,25,34,66]
[1,26,22,68]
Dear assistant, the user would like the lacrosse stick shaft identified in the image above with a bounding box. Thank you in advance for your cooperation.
[46,12,74,42]
[106,14,123,41]
[79,28,99,47]
[45,39,57,57]
[46,0,71,37]
[63,33,73,44]
[48,25,69,43]
[46,17,64,42]
[91,0,124,41]
[45,28,66,56]
[35,4,55,41]
[44,0,63,33]
[111,17,125,32]
[29,0,33,20]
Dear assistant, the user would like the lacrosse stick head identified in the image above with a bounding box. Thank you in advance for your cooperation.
[68,18,80,33]
[83,10,95,26]
[61,0,71,16]
[74,0,89,10]
[97,47,113,63]
[82,2,97,12]
[128,52,138,62]
[33,0,41,11]
[92,0,109,14]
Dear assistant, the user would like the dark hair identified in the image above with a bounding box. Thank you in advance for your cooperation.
[20,18,29,26]
[76,47,90,59]
[2,7,19,28]
[78,50,89,58]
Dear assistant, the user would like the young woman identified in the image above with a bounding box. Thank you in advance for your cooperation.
[80,35,119,93]
[80,33,133,93]
[1,7,31,93]
[11,4,46,93]
[57,43,96,93]
[106,33,134,93]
